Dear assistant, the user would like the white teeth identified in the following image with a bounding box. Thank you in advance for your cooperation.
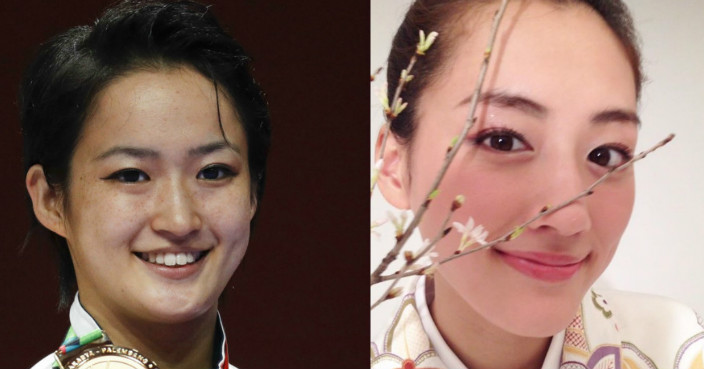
[139,251,202,267]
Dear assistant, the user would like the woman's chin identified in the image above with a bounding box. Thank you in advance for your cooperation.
[136,294,218,325]
[478,295,583,338]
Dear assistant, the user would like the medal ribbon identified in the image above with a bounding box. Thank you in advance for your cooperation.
[51,327,107,369]
[50,324,230,369]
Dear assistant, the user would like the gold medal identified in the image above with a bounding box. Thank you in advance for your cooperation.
[53,344,159,369]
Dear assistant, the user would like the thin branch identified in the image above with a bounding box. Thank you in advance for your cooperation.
[370,202,455,309]
[441,133,674,264]
[370,67,383,82]
[376,265,432,283]
[370,133,674,287]
[370,0,511,282]
[370,56,419,196]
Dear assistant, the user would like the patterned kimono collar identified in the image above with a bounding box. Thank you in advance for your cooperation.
[414,276,565,368]
[371,276,628,369]
[63,294,232,369]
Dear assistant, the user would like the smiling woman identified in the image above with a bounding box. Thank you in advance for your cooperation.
[30,67,255,326]
[370,0,704,368]
[20,1,268,368]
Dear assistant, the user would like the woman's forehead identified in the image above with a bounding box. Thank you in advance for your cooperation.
[79,67,247,158]
[423,1,636,115]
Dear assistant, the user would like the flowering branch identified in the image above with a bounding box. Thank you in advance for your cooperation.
[370,30,439,196]
[370,196,463,309]
[439,133,674,265]
[370,0,510,283]
[370,133,675,290]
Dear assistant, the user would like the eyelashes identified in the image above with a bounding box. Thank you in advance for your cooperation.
[473,127,532,152]
[196,164,237,181]
[587,144,633,168]
[470,127,633,169]
[102,164,238,184]
[103,168,149,183]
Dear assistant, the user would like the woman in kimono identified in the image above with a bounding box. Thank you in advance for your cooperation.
[370,0,704,368]
[22,1,269,368]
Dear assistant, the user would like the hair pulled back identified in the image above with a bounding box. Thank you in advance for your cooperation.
[387,0,641,143]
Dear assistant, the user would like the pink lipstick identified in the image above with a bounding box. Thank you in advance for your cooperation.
[495,249,583,282]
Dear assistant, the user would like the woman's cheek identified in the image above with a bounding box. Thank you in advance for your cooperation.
[590,179,635,257]
[213,190,252,241]
[418,159,530,259]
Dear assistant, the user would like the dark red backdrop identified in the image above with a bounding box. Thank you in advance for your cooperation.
[0,1,369,368]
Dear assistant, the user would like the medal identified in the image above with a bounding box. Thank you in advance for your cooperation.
[52,329,159,369]
[53,345,159,369]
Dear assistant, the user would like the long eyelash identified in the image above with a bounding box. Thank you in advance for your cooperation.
[203,164,236,174]
[101,168,144,181]
[471,127,527,146]
[604,143,634,160]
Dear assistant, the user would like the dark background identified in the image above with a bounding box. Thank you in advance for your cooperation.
[0,1,368,368]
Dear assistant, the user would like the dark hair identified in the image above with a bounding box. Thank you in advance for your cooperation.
[387,0,642,143]
[20,0,271,308]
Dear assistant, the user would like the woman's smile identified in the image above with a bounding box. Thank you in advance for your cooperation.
[493,249,586,283]
[135,250,208,267]
[134,249,211,280]
[55,66,255,324]
[378,0,637,337]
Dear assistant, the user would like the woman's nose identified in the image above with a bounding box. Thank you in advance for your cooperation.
[527,158,592,237]
[151,179,202,239]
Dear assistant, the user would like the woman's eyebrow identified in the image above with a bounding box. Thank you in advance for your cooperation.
[591,109,641,126]
[480,91,547,118]
[187,141,241,157]
[93,141,241,162]
[94,146,158,161]
[463,91,640,126]
[459,91,547,118]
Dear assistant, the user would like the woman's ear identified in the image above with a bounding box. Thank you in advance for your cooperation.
[26,164,68,238]
[249,197,258,221]
[374,127,411,209]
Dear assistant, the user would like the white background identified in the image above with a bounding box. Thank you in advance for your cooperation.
[371,0,704,338]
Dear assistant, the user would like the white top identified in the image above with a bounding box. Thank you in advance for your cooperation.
[30,294,236,369]
[371,276,704,369]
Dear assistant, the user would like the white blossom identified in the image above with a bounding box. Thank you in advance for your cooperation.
[452,216,488,252]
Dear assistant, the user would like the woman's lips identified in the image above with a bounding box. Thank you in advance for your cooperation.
[133,250,210,280]
[494,249,584,282]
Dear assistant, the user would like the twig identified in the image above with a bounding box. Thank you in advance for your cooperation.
[370,56,418,196]
[371,30,439,195]
[439,133,674,264]
[370,0,510,282]
[370,133,675,288]
[370,200,456,309]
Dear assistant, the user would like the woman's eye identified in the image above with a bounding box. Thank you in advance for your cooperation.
[475,128,531,152]
[197,165,235,181]
[105,169,150,183]
[588,146,632,168]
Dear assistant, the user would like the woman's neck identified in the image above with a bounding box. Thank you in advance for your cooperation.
[429,274,551,369]
[82,299,218,369]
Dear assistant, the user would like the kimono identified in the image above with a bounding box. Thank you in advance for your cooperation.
[371,276,704,369]
[31,295,235,369]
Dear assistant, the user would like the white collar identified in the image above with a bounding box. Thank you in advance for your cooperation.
[67,294,234,369]
[414,276,565,368]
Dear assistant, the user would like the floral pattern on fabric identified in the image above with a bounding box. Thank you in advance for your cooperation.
[676,333,704,369]
[372,280,704,369]
[371,293,444,369]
